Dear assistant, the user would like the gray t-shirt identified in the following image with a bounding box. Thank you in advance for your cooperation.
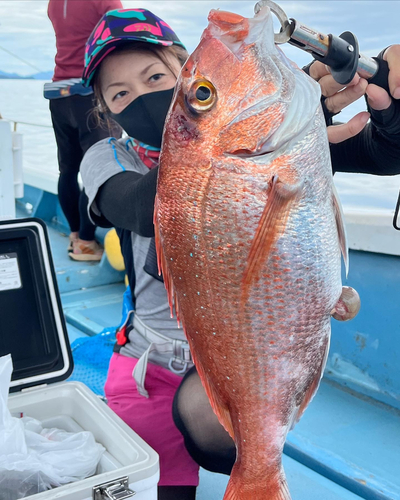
[80,137,192,374]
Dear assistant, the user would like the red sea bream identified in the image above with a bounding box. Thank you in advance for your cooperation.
[155,6,349,499]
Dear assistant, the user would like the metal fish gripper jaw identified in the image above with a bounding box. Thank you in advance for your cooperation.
[254,0,292,44]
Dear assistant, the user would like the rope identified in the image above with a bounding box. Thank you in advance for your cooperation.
[0,44,44,73]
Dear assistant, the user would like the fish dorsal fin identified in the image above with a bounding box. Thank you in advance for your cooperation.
[332,183,349,277]
[242,175,302,300]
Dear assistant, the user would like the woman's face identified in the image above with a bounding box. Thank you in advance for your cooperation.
[100,50,181,114]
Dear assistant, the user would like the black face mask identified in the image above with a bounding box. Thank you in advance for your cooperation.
[109,87,174,148]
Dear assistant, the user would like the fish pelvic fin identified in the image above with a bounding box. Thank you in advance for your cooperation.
[332,183,349,277]
[241,175,303,301]
[223,467,291,500]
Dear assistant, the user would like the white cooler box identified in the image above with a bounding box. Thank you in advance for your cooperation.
[0,218,159,500]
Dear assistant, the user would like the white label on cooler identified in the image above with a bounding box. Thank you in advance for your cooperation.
[0,253,22,291]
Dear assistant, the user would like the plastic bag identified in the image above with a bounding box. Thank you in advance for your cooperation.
[0,354,105,499]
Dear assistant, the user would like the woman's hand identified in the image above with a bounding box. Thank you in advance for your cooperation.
[308,44,400,144]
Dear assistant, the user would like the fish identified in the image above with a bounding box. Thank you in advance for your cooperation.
[155,6,350,500]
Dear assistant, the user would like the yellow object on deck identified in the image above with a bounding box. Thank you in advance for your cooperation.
[104,228,125,271]
[104,228,129,287]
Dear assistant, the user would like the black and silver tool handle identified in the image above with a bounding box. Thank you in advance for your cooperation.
[254,0,390,92]
[288,20,390,91]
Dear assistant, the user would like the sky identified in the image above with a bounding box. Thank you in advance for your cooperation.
[0,1,399,77]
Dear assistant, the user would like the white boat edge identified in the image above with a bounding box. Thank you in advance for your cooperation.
[343,207,399,257]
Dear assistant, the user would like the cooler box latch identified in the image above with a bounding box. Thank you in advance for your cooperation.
[93,477,136,499]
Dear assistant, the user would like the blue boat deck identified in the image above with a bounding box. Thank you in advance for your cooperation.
[14,193,400,500]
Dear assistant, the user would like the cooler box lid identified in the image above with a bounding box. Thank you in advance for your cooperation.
[0,218,73,392]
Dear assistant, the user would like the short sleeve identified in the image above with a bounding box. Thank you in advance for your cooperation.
[80,138,147,223]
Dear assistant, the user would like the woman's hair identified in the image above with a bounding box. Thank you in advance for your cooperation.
[91,42,189,129]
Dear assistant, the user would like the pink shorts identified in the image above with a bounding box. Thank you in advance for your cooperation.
[105,353,199,486]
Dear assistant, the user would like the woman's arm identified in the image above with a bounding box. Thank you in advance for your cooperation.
[330,98,400,175]
[96,167,158,237]
[80,138,158,235]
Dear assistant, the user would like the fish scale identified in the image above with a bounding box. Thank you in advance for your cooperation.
[155,5,346,500]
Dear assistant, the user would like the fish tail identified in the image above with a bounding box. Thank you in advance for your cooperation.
[223,466,291,500]
[269,480,291,500]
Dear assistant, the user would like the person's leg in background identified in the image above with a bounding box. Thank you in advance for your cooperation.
[67,94,121,260]
[49,97,101,258]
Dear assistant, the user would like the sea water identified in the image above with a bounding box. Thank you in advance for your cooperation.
[0,78,399,212]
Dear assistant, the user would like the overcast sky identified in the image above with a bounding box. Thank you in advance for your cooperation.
[0,1,399,77]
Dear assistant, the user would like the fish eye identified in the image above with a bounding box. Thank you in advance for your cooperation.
[187,79,217,112]
[196,86,211,101]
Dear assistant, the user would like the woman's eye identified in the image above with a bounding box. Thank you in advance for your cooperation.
[113,90,128,101]
[149,73,165,83]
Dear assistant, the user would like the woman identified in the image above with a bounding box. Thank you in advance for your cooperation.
[80,8,400,499]
[81,9,200,500]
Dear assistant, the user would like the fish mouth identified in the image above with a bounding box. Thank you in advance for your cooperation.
[228,146,276,159]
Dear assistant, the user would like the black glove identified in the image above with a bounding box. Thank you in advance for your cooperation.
[366,47,400,139]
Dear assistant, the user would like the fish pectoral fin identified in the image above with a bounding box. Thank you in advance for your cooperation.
[242,175,303,294]
[332,183,349,277]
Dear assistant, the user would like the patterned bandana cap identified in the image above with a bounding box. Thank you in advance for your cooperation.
[82,8,185,87]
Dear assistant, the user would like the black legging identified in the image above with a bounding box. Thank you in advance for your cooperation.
[173,366,236,476]
[50,94,120,240]
[58,173,95,240]
[158,486,196,500]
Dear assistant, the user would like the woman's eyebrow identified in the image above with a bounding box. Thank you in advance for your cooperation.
[106,81,126,91]
[140,62,162,76]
